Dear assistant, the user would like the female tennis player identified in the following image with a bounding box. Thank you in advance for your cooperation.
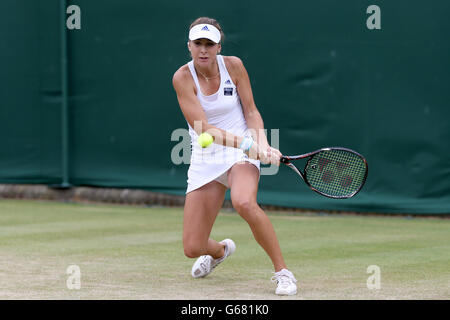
[172,17,297,295]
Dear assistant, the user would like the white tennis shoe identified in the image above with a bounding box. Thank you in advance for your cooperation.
[271,269,298,295]
[191,239,236,278]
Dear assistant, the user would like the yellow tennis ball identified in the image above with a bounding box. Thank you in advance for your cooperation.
[198,132,213,148]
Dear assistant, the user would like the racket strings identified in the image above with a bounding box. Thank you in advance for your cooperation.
[305,149,367,198]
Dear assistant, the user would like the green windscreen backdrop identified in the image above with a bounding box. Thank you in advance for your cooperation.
[1,0,449,214]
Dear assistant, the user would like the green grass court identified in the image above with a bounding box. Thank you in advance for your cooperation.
[0,199,448,300]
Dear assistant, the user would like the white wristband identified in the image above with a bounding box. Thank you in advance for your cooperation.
[239,137,254,151]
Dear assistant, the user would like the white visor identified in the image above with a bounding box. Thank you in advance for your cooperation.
[188,24,221,43]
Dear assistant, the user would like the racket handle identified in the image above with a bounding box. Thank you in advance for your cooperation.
[280,156,290,164]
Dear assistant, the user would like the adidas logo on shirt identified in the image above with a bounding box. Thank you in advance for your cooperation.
[225,79,231,85]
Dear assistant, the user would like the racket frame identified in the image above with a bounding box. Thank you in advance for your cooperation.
[280,147,368,199]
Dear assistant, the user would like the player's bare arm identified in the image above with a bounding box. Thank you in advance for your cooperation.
[172,64,277,164]
[173,65,245,149]
[225,56,282,159]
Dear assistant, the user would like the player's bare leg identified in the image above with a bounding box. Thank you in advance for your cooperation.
[183,181,236,278]
[228,162,286,270]
[228,162,297,295]
[183,181,226,259]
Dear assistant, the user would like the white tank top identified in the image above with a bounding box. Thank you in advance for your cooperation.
[188,55,248,136]
[185,55,260,193]
[187,55,251,163]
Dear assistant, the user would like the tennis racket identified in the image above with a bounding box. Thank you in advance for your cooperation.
[280,147,368,199]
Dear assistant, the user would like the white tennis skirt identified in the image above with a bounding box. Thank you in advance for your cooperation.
[186,144,260,193]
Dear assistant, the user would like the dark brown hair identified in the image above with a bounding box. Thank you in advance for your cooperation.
[189,17,225,43]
